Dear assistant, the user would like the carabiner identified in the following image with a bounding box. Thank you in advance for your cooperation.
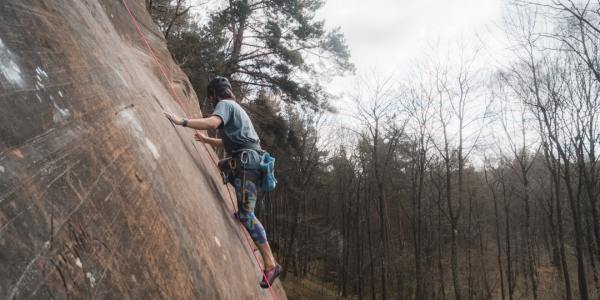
[240,151,249,165]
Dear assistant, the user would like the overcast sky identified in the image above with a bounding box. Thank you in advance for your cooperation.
[188,0,523,158]
[317,0,510,97]
[191,0,511,94]
[191,0,514,137]
[310,0,518,148]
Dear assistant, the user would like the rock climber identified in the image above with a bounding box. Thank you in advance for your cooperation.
[164,76,282,289]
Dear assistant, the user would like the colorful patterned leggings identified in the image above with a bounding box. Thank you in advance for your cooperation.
[234,171,267,244]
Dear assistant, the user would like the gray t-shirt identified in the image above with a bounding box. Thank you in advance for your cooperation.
[211,100,261,155]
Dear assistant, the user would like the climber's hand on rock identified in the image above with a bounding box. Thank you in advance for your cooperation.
[194,132,208,143]
[164,111,183,125]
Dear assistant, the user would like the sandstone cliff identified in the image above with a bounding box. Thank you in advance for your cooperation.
[0,0,286,298]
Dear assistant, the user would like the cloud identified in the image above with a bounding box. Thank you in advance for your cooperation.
[320,0,503,74]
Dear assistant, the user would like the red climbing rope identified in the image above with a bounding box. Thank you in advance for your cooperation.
[119,1,277,298]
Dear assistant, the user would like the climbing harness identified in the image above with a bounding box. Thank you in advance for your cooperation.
[120,0,278,298]
[220,149,277,192]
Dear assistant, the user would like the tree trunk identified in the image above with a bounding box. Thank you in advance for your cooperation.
[489,174,506,300]
[225,0,248,77]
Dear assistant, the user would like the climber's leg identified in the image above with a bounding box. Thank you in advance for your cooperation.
[257,240,277,269]
[234,175,276,269]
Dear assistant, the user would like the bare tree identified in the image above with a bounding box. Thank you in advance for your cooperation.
[401,70,437,299]
[351,73,404,300]
[427,44,489,300]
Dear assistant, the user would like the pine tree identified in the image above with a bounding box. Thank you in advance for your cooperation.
[210,0,354,108]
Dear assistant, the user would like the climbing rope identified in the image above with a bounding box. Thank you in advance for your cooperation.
[119,1,277,298]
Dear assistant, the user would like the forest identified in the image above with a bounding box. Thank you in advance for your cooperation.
[147,0,600,299]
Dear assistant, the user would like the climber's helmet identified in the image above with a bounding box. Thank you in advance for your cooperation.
[206,76,234,103]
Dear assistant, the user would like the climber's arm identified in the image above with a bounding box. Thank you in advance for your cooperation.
[164,112,222,130]
[186,116,222,130]
[194,132,223,146]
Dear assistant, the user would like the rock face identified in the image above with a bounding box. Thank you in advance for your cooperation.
[0,1,286,299]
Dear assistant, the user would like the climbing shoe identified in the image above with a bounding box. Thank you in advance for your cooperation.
[260,264,282,288]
